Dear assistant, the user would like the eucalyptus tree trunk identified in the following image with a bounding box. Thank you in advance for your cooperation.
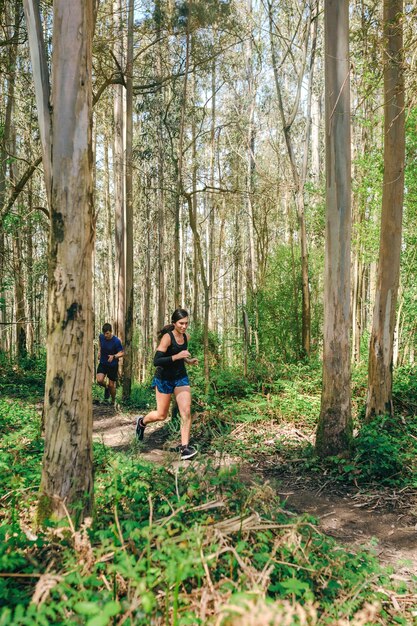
[24,0,94,521]
[244,0,260,361]
[316,0,353,458]
[0,231,5,354]
[156,6,166,331]
[27,185,35,357]
[173,160,181,309]
[0,0,20,355]
[113,0,125,342]
[180,18,210,388]
[311,92,321,180]
[123,0,134,400]
[285,190,301,352]
[10,110,27,360]
[366,0,405,420]
[174,9,191,309]
[208,49,216,331]
[12,228,27,360]
[186,191,210,390]
[104,132,115,322]
[191,98,199,326]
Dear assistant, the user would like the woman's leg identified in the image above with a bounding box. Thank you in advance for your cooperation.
[174,385,192,446]
[143,388,171,425]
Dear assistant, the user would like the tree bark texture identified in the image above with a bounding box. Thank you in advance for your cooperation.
[113,0,125,342]
[316,0,352,457]
[123,0,134,400]
[37,0,94,520]
[366,0,405,420]
[22,0,52,204]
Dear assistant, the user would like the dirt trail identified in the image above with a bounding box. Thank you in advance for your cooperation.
[273,479,417,575]
[93,404,417,575]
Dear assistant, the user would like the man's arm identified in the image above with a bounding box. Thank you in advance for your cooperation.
[109,338,124,361]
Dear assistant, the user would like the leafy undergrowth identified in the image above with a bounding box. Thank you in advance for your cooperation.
[178,363,417,493]
[0,354,45,400]
[1,398,417,624]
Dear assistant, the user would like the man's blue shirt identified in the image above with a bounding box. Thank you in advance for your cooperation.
[99,334,123,367]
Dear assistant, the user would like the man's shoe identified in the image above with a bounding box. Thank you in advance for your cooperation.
[180,445,197,460]
[104,385,110,400]
[135,416,146,441]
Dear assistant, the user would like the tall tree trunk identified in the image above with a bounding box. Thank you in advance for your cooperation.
[0,231,5,354]
[366,0,405,420]
[208,47,216,331]
[191,95,199,326]
[27,184,35,357]
[24,0,94,521]
[311,92,321,180]
[13,230,27,360]
[104,132,115,322]
[0,0,20,356]
[113,0,125,342]
[285,190,301,354]
[155,0,167,330]
[123,0,134,400]
[185,192,210,390]
[175,7,191,309]
[316,0,352,457]
[9,105,27,361]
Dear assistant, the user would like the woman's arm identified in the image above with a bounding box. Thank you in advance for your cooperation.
[153,332,190,366]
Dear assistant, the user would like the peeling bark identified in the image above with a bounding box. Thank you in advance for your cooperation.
[316,0,353,458]
[366,0,404,421]
[25,0,94,521]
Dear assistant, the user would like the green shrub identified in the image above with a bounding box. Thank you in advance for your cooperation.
[208,367,254,401]
[354,415,417,484]
[123,381,154,410]
[1,387,416,625]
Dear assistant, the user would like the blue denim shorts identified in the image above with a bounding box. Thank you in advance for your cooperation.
[152,376,190,394]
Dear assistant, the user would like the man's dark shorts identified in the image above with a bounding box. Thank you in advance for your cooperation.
[152,376,190,394]
[97,363,118,382]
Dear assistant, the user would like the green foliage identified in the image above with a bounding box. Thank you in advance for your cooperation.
[246,245,324,364]
[2,368,417,623]
[209,366,254,400]
[352,143,383,264]
[0,420,401,626]
[0,399,43,494]
[175,0,233,30]
[354,415,417,485]
[0,352,45,399]
[247,245,302,363]
[120,381,155,410]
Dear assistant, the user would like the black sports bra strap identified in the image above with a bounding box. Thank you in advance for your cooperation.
[168,330,187,348]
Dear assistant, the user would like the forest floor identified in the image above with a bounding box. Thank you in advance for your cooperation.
[93,402,417,579]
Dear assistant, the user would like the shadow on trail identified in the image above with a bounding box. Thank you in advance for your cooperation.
[140,423,174,452]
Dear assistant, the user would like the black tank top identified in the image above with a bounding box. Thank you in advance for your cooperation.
[155,330,188,380]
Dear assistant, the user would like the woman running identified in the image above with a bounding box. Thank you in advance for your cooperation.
[135,308,198,460]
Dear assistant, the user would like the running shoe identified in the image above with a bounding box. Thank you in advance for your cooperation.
[180,445,197,460]
[135,415,146,441]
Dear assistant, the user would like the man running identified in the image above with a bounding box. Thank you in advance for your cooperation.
[96,323,124,405]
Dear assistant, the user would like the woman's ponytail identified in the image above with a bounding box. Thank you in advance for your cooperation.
[157,324,175,340]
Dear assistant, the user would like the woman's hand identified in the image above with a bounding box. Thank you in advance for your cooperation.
[174,350,191,361]
[185,357,198,365]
